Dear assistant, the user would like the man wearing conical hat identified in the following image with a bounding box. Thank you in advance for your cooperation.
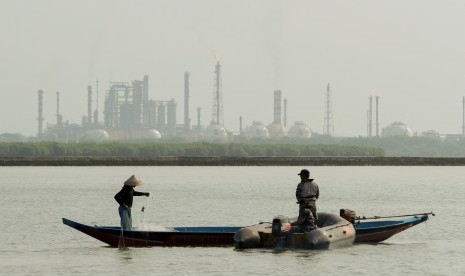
[114,175,150,230]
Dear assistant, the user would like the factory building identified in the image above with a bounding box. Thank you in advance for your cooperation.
[102,75,168,140]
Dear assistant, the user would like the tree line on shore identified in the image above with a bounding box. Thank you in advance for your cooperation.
[2,135,464,157]
[0,142,384,157]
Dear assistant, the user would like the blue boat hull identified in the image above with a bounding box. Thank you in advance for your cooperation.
[354,214,429,243]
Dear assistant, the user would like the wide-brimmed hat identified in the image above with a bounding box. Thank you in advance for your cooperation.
[124,175,143,186]
[298,169,310,177]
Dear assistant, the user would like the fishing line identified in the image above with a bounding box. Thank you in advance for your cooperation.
[138,195,154,229]
[67,227,85,248]
[118,225,126,249]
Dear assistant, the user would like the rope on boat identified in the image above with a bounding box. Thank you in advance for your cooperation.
[355,211,435,220]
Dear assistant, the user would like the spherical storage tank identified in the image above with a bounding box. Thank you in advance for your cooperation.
[205,124,228,143]
[82,129,110,142]
[244,121,270,139]
[140,129,162,140]
[266,123,288,138]
[288,121,312,138]
[382,121,414,137]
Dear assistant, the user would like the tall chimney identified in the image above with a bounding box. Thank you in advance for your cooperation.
[56,91,62,127]
[197,107,201,132]
[37,90,44,138]
[274,90,282,123]
[463,96,465,136]
[95,80,99,128]
[368,96,373,137]
[184,72,191,131]
[87,85,92,127]
[376,96,379,136]
[142,75,149,127]
[283,97,288,128]
[239,116,243,136]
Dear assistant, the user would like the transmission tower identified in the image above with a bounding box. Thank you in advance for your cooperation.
[324,83,334,136]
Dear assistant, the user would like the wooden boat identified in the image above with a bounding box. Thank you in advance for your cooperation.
[62,218,241,247]
[63,212,432,247]
[353,213,432,243]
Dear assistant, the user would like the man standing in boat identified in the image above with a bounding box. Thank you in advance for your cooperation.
[295,169,319,230]
[114,175,150,230]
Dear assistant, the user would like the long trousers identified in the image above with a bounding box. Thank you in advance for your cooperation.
[118,206,132,230]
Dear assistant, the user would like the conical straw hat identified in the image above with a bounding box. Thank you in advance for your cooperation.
[124,175,143,186]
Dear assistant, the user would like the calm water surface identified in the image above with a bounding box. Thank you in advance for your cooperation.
[0,166,464,276]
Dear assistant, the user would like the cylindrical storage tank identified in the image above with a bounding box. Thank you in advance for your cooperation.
[288,121,312,138]
[244,121,270,139]
[382,121,414,137]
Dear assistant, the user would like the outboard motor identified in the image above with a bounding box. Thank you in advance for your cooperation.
[271,215,291,238]
[340,209,356,224]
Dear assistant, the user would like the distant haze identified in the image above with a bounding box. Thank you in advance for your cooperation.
[1,0,465,137]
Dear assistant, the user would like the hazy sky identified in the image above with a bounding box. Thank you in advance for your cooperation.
[2,0,465,137]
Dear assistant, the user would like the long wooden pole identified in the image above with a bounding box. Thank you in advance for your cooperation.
[356,211,435,220]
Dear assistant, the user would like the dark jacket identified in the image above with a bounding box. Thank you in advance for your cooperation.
[114,185,145,208]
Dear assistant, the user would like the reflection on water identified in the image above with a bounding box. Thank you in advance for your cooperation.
[117,247,133,261]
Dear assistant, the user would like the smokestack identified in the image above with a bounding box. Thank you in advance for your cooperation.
[37,90,44,138]
[95,80,99,128]
[376,96,379,136]
[56,92,62,127]
[184,72,191,131]
[87,85,92,127]
[142,75,149,128]
[368,96,373,137]
[274,90,282,123]
[197,107,201,132]
[239,116,243,136]
[283,98,287,128]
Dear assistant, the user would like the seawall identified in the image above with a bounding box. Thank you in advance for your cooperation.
[2,156,465,166]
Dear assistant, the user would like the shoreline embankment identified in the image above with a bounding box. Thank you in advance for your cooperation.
[2,156,465,166]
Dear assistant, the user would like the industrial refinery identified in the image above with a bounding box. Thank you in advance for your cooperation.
[28,61,320,143]
[2,60,465,144]
[30,61,232,143]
